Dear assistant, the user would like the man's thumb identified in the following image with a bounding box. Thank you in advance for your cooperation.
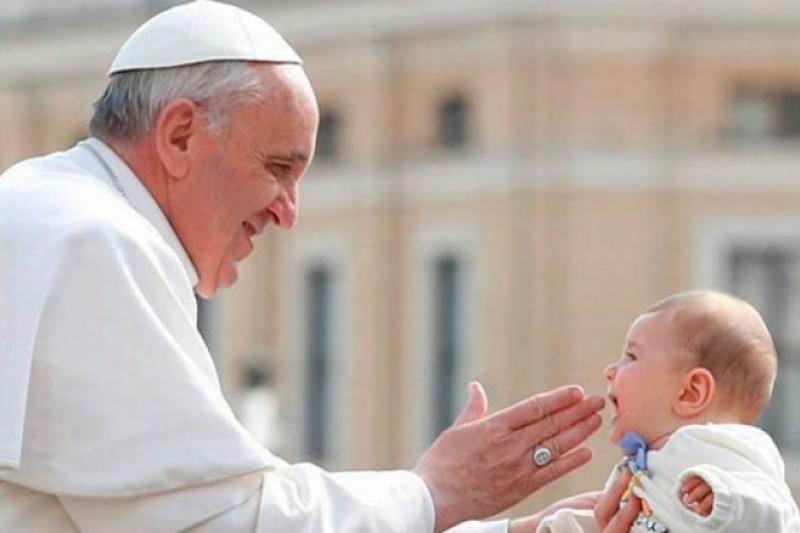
[452,381,488,426]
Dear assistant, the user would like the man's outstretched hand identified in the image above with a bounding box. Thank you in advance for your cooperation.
[413,382,605,532]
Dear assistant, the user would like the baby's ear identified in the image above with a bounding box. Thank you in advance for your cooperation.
[674,368,715,418]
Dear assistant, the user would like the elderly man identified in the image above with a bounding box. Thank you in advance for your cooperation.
[0,1,636,531]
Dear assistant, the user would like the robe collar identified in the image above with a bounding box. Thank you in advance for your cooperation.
[80,137,199,290]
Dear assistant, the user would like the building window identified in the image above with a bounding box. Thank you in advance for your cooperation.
[406,229,476,458]
[304,265,335,461]
[315,110,341,161]
[431,255,463,436]
[727,246,800,453]
[438,95,470,149]
[729,89,800,140]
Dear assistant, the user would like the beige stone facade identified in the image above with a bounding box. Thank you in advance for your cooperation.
[2,0,800,517]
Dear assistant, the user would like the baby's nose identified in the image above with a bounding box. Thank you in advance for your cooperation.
[603,363,617,382]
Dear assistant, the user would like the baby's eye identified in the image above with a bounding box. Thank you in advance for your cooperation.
[624,352,637,362]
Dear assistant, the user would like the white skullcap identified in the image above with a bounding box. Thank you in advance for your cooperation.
[109,0,301,75]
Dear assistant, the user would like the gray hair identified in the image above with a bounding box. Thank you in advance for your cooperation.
[89,61,272,141]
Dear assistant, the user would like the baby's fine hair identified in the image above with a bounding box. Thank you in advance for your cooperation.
[645,290,777,423]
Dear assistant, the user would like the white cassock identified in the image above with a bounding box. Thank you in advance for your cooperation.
[0,138,507,533]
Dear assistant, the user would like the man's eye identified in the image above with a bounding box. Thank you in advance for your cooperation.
[274,166,296,181]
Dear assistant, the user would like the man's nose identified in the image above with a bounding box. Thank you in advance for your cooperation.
[270,185,299,229]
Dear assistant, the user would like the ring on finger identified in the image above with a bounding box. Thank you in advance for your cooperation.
[532,445,553,467]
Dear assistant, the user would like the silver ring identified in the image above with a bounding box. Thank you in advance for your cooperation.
[532,446,553,467]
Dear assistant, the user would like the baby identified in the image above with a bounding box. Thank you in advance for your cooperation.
[537,290,800,532]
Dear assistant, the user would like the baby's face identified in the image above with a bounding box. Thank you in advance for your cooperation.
[604,310,689,448]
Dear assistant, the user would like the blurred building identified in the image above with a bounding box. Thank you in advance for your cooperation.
[2,0,800,517]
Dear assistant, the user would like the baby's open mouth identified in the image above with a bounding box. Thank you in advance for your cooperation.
[607,392,619,417]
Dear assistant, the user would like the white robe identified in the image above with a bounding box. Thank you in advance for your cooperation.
[537,424,800,533]
[0,139,506,533]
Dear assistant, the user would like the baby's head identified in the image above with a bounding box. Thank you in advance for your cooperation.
[604,290,777,449]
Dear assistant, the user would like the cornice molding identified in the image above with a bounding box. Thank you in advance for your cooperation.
[4,0,800,85]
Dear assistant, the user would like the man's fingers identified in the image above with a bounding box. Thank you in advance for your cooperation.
[521,397,604,455]
[452,381,489,426]
[416,384,605,531]
[493,385,588,430]
[530,446,593,487]
[594,470,642,532]
[595,468,632,526]
[603,496,641,533]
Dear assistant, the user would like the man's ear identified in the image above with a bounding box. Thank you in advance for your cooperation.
[154,98,199,179]
[674,368,715,418]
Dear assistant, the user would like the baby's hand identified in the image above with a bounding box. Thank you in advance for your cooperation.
[681,476,714,516]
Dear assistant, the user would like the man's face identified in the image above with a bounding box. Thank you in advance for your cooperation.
[603,310,689,448]
[172,64,318,297]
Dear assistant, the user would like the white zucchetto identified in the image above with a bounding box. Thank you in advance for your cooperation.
[109,0,301,75]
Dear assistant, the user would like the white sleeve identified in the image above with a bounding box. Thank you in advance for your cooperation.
[253,464,509,533]
[536,509,597,533]
[62,465,433,533]
[446,519,509,533]
[676,465,797,531]
[254,464,435,532]
[65,463,512,533]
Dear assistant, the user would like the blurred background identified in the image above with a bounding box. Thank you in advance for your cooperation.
[2,0,800,519]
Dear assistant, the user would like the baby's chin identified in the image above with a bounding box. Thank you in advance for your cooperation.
[609,429,625,446]
[608,422,635,447]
